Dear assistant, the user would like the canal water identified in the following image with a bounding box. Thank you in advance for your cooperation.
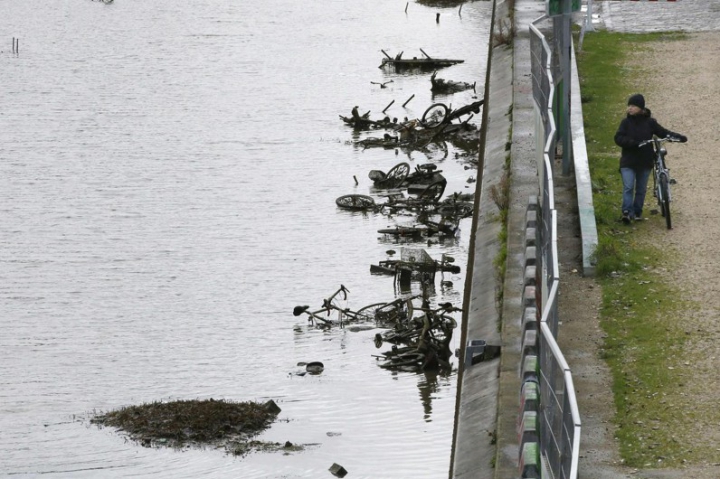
[0,1,491,477]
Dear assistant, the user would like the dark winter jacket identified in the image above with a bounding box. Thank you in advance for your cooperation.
[614,109,684,170]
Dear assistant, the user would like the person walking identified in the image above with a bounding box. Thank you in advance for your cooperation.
[614,93,687,224]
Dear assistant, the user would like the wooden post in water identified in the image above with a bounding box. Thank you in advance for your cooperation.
[405,2,408,13]
[382,100,395,113]
[436,13,440,23]
[402,95,415,107]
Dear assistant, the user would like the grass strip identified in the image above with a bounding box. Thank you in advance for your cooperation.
[575,30,700,467]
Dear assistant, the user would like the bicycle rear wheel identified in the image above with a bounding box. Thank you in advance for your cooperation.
[420,103,449,129]
[419,180,447,202]
[336,194,376,211]
[373,302,408,326]
[356,302,387,322]
[659,175,672,229]
[380,162,410,189]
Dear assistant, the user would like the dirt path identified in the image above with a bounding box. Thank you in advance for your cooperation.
[561,31,720,479]
[641,30,720,472]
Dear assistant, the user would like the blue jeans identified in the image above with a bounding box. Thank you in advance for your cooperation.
[620,167,652,218]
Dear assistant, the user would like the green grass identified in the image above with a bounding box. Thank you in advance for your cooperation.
[492,152,511,310]
[575,30,702,467]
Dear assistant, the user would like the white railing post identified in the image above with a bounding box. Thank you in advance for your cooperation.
[585,0,595,32]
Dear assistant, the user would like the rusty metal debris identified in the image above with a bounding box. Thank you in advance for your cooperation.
[379,49,464,70]
[430,70,476,94]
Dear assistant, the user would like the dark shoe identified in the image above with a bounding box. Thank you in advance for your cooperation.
[621,212,631,224]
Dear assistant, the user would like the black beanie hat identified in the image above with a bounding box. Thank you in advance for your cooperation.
[628,93,645,109]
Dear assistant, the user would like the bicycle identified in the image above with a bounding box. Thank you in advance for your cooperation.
[335,180,447,213]
[373,302,461,371]
[373,302,460,348]
[370,250,461,277]
[368,162,442,191]
[292,285,388,328]
[434,192,474,219]
[419,100,484,130]
[638,136,683,229]
[373,192,472,240]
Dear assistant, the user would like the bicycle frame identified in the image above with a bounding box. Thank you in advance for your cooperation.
[293,285,350,328]
[294,285,398,328]
[652,138,670,196]
[649,137,673,229]
[637,135,683,229]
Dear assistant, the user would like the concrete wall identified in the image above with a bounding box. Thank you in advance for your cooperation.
[451,0,517,478]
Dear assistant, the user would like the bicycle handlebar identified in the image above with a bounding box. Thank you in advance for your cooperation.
[321,284,349,309]
[638,136,683,148]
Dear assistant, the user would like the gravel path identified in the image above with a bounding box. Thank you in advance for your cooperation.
[638,30,720,475]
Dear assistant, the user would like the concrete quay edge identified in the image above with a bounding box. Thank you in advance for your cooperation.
[452,0,601,476]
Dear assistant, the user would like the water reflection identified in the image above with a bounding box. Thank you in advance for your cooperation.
[418,369,443,422]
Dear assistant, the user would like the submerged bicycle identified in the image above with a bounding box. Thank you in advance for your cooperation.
[335,180,447,213]
[293,285,387,328]
[373,302,461,371]
[639,136,684,229]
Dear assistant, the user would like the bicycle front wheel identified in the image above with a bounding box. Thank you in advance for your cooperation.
[336,194,376,211]
[659,175,672,229]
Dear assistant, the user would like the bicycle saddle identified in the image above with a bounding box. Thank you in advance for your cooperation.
[293,305,310,316]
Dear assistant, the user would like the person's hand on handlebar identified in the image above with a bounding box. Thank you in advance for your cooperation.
[638,135,688,148]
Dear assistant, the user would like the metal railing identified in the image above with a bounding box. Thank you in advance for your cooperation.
[525,14,581,479]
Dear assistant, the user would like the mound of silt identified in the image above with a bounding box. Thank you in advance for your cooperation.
[91,398,283,453]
